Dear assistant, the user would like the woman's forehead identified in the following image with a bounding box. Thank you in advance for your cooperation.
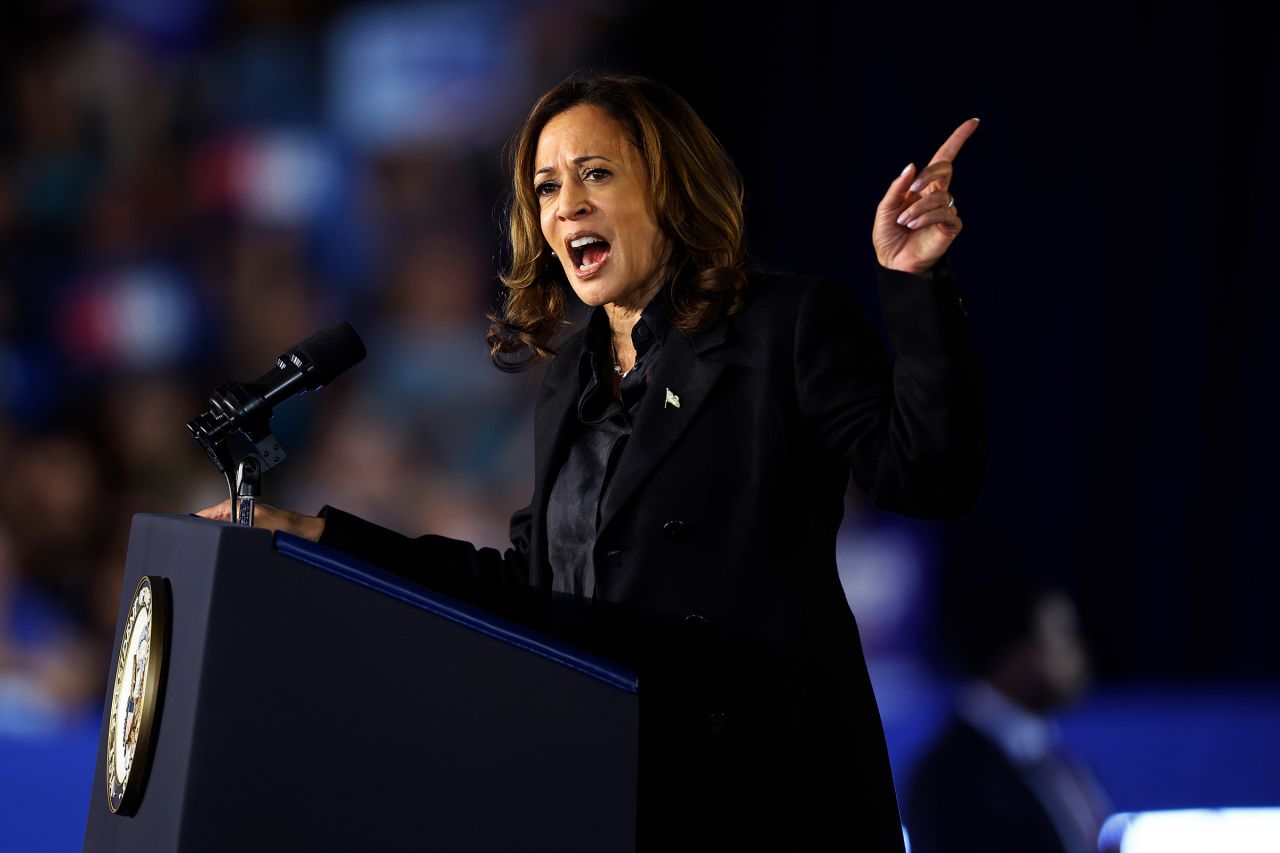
[534,105,633,171]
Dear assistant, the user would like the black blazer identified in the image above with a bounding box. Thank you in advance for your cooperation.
[319,254,987,852]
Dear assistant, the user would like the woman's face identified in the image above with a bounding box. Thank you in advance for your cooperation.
[534,104,670,311]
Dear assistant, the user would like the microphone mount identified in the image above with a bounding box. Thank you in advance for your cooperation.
[187,322,365,527]
[188,377,290,528]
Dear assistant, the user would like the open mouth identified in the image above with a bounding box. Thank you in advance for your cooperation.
[567,234,612,277]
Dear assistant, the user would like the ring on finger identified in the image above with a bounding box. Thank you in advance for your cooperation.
[947,195,956,209]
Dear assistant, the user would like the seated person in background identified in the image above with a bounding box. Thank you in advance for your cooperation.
[905,577,1112,853]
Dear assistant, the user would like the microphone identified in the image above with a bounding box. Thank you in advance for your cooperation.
[187,321,366,469]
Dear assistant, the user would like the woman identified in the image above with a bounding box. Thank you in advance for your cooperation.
[199,72,986,851]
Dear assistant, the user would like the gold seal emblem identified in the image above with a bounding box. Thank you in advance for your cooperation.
[106,576,168,815]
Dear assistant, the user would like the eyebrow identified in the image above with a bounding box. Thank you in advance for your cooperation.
[534,155,614,178]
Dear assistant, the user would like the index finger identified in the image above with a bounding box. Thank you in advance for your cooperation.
[928,117,980,166]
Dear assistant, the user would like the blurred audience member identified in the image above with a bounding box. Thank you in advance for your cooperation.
[905,578,1112,853]
[0,520,103,732]
[364,229,534,483]
[0,432,109,729]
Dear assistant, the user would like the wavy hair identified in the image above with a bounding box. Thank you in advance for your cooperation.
[487,71,750,370]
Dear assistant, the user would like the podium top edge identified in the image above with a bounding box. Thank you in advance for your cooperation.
[272,531,639,694]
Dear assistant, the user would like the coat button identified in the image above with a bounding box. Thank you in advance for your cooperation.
[683,613,710,636]
[680,612,711,637]
[663,520,689,543]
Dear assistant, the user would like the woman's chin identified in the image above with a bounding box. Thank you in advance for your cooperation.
[567,274,618,307]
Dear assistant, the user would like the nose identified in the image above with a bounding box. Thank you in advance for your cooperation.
[556,181,592,222]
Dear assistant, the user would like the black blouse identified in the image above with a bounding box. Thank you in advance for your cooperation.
[544,296,670,598]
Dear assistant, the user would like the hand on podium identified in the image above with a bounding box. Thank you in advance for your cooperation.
[195,499,326,542]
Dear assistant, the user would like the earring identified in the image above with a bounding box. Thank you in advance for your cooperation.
[550,249,556,256]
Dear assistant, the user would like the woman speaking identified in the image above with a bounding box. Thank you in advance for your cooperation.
[200,72,987,851]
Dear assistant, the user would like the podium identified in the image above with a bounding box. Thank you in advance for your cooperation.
[83,514,641,852]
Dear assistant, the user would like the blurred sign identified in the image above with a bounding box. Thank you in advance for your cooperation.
[327,2,530,150]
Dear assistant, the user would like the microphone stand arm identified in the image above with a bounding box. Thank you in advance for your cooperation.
[188,401,287,526]
[234,454,260,527]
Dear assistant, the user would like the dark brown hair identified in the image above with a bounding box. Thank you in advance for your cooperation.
[487,71,750,370]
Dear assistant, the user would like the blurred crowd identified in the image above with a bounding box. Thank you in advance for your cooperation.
[0,0,628,728]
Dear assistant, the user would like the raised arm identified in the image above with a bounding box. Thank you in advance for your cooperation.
[793,259,987,520]
[794,118,988,519]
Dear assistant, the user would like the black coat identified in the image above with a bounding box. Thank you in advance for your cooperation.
[318,255,987,852]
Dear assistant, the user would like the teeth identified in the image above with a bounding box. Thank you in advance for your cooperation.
[570,235,605,248]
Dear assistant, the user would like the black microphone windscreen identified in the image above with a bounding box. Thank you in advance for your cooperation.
[292,322,367,386]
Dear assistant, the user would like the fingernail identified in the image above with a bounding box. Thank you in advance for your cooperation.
[900,162,912,176]
[897,211,910,225]
[909,179,922,192]
[907,219,920,229]
[970,116,981,122]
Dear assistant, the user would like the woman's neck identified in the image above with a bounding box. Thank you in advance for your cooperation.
[603,276,664,374]
[604,305,641,374]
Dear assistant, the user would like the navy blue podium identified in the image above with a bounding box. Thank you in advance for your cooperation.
[83,514,641,852]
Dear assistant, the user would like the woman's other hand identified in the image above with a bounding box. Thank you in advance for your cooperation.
[873,117,979,276]
[194,500,326,542]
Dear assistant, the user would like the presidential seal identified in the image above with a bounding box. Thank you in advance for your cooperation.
[106,575,169,815]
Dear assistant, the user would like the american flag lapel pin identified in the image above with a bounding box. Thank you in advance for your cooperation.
[664,388,681,409]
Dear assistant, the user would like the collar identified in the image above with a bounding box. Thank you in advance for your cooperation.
[956,679,1061,765]
[582,293,670,363]
[570,296,668,425]
[578,295,669,396]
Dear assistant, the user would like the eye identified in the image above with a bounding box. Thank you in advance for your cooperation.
[534,181,557,198]
[584,168,611,181]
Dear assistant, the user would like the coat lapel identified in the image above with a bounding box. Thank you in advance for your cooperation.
[598,320,731,536]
